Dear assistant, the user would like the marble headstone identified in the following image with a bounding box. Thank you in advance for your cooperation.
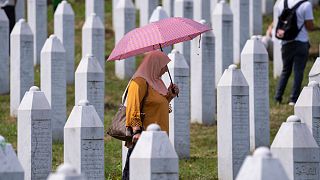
[163,49,190,158]
[18,86,52,180]
[241,36,269,151]
[163,0,174,17]
[82,13,105,73]
[211,0,219,13]
[27,0,47,65]
[130,124,179,180]
[0,136,24,180]
[15,0,25,21]
[54,0,75,85]
[217,64,250,180]
[309,57,320,83]
[271,115,320,180]
[193,0,211,24]
[10,19,34,117]
[115,0,136,80]
[262,0,273,15]
[139,0,158,27]
[191,20,215,125]
[85,0,104,23]
[41,35,66,141]
[249,0,262,36]
[47,163,85,180]
[64,100,104,180]
[212,0,233,85]
[75,54,104,123]
[174,0,193,65]
[0,9,9,94]
[273,0,283,78]
[149,6,171,55]
[295,81,320,149]
[236,147,289,180]
[230,0,250,64]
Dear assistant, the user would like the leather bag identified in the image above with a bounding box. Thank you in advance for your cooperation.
[107,81,148,142]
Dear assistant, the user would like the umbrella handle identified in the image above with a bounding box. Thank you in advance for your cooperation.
[167,69,179,98]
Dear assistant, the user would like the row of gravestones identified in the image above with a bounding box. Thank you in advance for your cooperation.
[0,0,105,142]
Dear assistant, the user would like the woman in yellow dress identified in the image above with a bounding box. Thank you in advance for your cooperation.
[122,50,179,179]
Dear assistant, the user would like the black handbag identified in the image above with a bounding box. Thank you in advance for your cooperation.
[107,81,148,141]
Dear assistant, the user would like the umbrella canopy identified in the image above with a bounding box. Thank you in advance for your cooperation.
[107,17,211,61]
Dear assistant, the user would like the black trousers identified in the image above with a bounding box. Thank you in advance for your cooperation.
[122,146,135,180]
[275,41,309,103]
[1,5,15,33]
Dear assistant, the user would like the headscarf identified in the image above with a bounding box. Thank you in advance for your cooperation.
[132,51,171,96]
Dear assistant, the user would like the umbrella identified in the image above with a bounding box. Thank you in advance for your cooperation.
[107,17,211,95]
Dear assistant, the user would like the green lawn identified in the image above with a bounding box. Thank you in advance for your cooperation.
[0,1,319,179]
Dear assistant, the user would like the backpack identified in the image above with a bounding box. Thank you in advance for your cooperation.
[275,0,308,41]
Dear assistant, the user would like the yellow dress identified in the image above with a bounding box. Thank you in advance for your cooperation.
[126,77,170,133]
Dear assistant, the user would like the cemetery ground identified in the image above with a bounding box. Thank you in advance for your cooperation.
[1,1,320,179]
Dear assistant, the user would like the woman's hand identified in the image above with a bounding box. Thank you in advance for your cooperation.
[132,133,141,144]
[167,83,180,101]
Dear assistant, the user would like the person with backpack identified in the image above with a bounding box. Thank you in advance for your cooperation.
[274,0,318,105]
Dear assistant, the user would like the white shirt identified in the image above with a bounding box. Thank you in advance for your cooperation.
[276,0,314,42]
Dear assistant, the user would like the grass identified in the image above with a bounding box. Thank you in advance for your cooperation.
[0,1,319,179]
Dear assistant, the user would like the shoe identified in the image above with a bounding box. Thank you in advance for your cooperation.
[288,102,295,106]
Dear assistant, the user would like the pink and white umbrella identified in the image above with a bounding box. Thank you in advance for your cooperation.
[107,17,211,61]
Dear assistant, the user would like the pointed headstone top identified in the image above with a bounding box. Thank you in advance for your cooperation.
[0,135,4,143]
[212,0,233,16]
[168,49,189,69]
[253,147,272,158]
[76,54,103,73]
[241,36,268,56]
[83,13,104,29]
[309,57,320,77]
[18,86,51,111]
[56,163,78,175]
[217,64,249,87]
[41,35,66,53]
[308,81,319,87]
[149,6,169,23]
[229,64,237,70]
[286,115,301,123]
[0,9,8,22]
[55,0,74,15]
[199,19,206,24]
[29,86,40,92]
[78,99,90,106]
[147,124,161,131]
[11,18,33,35]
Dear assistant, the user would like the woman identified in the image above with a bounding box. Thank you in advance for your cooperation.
[122,50,179,179]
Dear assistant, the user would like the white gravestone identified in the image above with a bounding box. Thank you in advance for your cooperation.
[194,0,211,25]
[162,49,190,158]
[249,0,262,36]
[212,0,233,86]
[149,6,172,55]
[27,0,47,65]
[230,0,250,64]
[0,9,9,94]
[191,20,215,125]
[163,0,174,17]
[41,35,66,141]
[271,115,320,180]
[273,0,283,78]
[130,124,179,180]
[64,100,104,180]
[85,0,104,24]
[54,0,75,85]
[309,57,320,83]
[0,136,24,180]
[75,54,104,123]
[241,36,269,151]
[262,0,273,15]
[47,163,85,180]
[174,0,193,65]
[211,0,219,14]
[18,86,52,180]
[236,147,289,180]
[217,64,250,180]
[10,19,34,117]
[135,0,141,9]
[115,0,136,80]
[15,0,25,21]
[82,13,105,73]
[139,0,158,27]
[295,81,320,150]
